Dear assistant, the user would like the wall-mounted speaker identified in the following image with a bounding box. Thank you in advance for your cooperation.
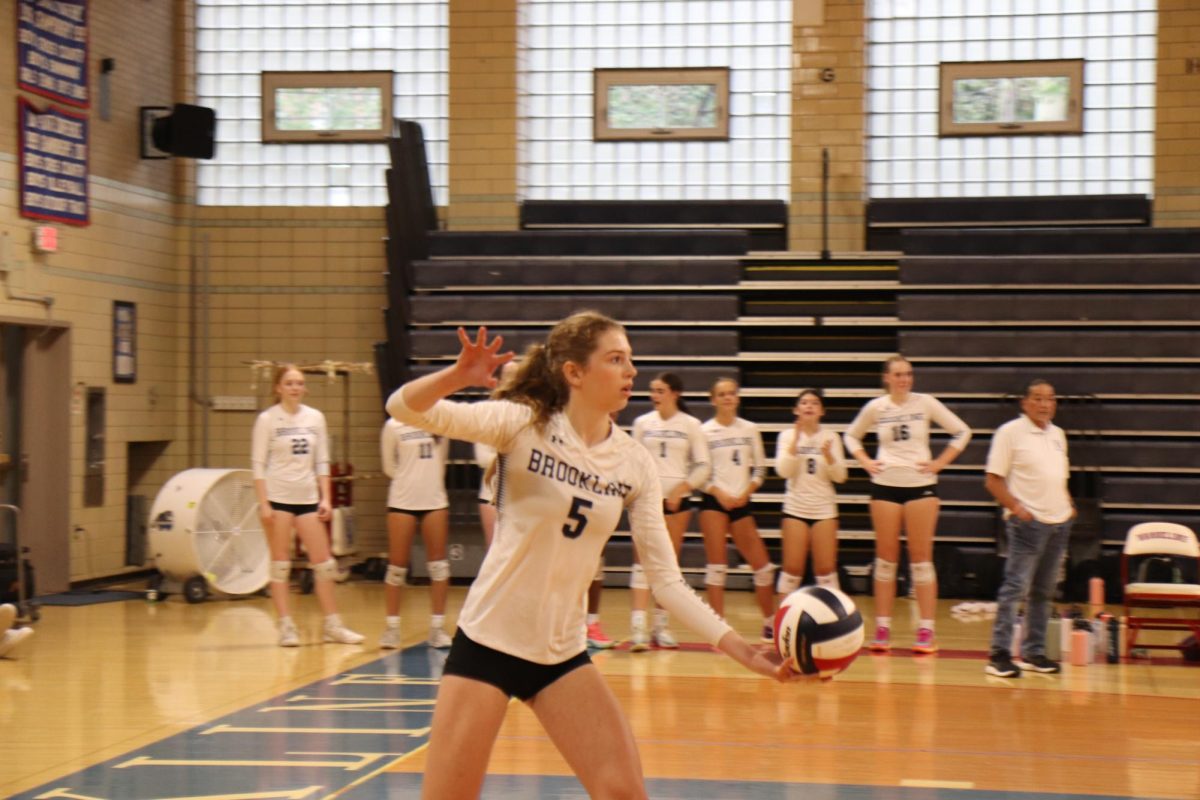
[139,104,217,160]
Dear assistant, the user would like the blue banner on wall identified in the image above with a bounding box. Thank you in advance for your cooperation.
[17,0,89,107]
[19,98,89,226]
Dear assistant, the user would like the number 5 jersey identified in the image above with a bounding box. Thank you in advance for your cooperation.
[251,403,331,504]
[387,392,731,664]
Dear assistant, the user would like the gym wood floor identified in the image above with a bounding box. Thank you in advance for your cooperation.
[2,583,1198,799]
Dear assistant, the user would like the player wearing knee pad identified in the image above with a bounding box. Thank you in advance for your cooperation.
[382,418,453,649]
[254,364,361,648]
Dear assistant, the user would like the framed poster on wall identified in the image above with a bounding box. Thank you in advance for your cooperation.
[113,301,136,383]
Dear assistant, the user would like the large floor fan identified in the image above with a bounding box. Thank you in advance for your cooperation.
[148,468,269,603]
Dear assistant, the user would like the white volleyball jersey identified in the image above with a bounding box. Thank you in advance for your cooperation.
[843,393,972,488]
[381,419,449,510]
[474,441,497,503]
[387,392,732,664]
[631,410,711,495]
[251,404,330,504]
[775,427,848,519]
[701,416,767,497]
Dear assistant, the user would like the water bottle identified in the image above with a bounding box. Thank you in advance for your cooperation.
[1106,615,1120,664]
[1046,613,1062,661]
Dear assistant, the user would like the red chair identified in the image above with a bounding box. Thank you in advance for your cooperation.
[1122,522,1200,658]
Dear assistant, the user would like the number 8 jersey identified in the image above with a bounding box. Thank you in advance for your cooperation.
[386,392,731,664]
[381,419,450,510]
[843,393,971,488]
[251,403,331,504]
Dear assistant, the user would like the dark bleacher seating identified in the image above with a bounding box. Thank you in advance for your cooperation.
[409,329,739,358]
[900,255,1200,285]
[428,230,750,258]
[900,330,1200,358]
[943,401,1200,433]
[954,438,1200,470]
[409,363,736,393]
[520,200,789,251]
[412,258,742,288]
[915,366,1200,395]
[868,195,1151,251]
[410,294,739,324]
[902,227,1200,256]
[898,294,1200,321]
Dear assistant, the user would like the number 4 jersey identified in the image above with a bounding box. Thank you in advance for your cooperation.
[387,392,731,664]
[381,419,450,510]
[251,403,331,504]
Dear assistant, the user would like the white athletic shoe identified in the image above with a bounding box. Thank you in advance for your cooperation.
[278,619,300,648]
[0,627,34,658]
[427,626,453,649]
[0,603,15,632]
[379,625,401,650]
[630,621,651,652]
[323,621,365,645]
[652,626,679,649]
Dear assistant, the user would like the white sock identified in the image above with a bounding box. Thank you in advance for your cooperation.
[324,614,342,628]
[631,610,648,628]
[431,614,445,630]
[876,616,892,630]
[279,615,294,627]
[385,615,400,628]
[587,613,600,626]
[919,619,934,632]
[653,609,669,630]
[763,616,774,628]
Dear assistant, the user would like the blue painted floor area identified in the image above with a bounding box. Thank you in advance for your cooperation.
[347,773,1161,800]
[12,647,446,800]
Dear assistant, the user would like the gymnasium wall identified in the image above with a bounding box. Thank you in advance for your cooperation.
[0,0,186,585]
[1154,0,1200,227]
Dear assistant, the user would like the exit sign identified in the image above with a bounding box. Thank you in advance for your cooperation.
[32,225,58,253]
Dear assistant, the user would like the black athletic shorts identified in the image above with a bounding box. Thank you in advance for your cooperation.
[269,501,319,516]
[387,506,449,520]
[698,492,754,523]
[663,497,695,516]
[442,628,592,701]
[781,512,836,527]
[869,484,938,504]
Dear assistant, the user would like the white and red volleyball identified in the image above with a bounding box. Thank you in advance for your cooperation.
[774,586,864,678]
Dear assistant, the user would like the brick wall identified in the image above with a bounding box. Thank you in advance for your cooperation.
[1154,0,1200,226]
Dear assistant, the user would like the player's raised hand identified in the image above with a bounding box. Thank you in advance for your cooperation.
[455,327,515,388]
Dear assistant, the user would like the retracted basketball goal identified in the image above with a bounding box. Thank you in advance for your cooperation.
[148,468,270,603]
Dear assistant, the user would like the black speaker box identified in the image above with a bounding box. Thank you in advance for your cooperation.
[152,103,216,159]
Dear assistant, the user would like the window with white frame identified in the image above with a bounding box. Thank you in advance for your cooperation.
[518,0,792,201]
[866,0,1157,198]
[195,0,448,207]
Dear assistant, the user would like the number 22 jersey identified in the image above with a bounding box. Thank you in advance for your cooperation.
[387,392,732,664]
[251,403,330,504]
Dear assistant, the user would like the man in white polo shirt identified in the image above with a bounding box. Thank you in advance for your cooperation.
[984,379,1076,678]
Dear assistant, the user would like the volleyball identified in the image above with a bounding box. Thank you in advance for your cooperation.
[774,586,864,678]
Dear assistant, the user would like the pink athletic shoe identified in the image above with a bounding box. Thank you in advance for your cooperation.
[868,625,891,652]
[912,627,938,654]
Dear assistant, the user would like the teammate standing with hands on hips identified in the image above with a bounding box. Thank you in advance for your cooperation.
[844,356,971,654]
[253,364,364,647]
[629,372,710,650]
[379,418,453,650]
[386,314,806,800]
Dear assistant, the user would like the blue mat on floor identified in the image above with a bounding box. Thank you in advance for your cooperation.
[36,590,144,606]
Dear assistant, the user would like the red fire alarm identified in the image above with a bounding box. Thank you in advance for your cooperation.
[32,225,58,253]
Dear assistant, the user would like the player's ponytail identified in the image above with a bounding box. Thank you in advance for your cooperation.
[496,311,624,430]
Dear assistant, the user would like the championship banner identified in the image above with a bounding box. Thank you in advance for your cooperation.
[18,98,89,226]
[17,0,89,107]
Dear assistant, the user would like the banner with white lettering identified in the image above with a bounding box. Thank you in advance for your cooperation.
[19,98,89,226]
[17,0,89,107]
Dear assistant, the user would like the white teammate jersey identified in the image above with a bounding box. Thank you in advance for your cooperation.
[775,427,848,519]
[381,419,449,510]
[474,441,497,503]
[387,391,732,664]
[631,410,711,495]
[251,404,330,504]
[843,393,972,488]
[701,416,766,497]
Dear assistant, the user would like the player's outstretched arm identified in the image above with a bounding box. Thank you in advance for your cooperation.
[716,631,813,682]
[396,327,514,413]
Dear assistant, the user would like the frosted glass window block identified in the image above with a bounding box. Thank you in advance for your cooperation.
[1134,59,1156,85]
[1083,156,1109,179]
[1086,60,1110,84]
[1086,38,1109,60]
[1133,114,1154,141]
[1013,14,1038,39]
[218,188,241,205]
[893,43,915,65]
[989,40,1013,61]
[892,161,913,183]
[940,159,960,181]
[1110,108,1133,131]
[1134,84,1155,107]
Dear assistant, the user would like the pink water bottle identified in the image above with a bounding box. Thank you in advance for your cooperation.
[1070,628,1090,666]
[1089,577,1105,609]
